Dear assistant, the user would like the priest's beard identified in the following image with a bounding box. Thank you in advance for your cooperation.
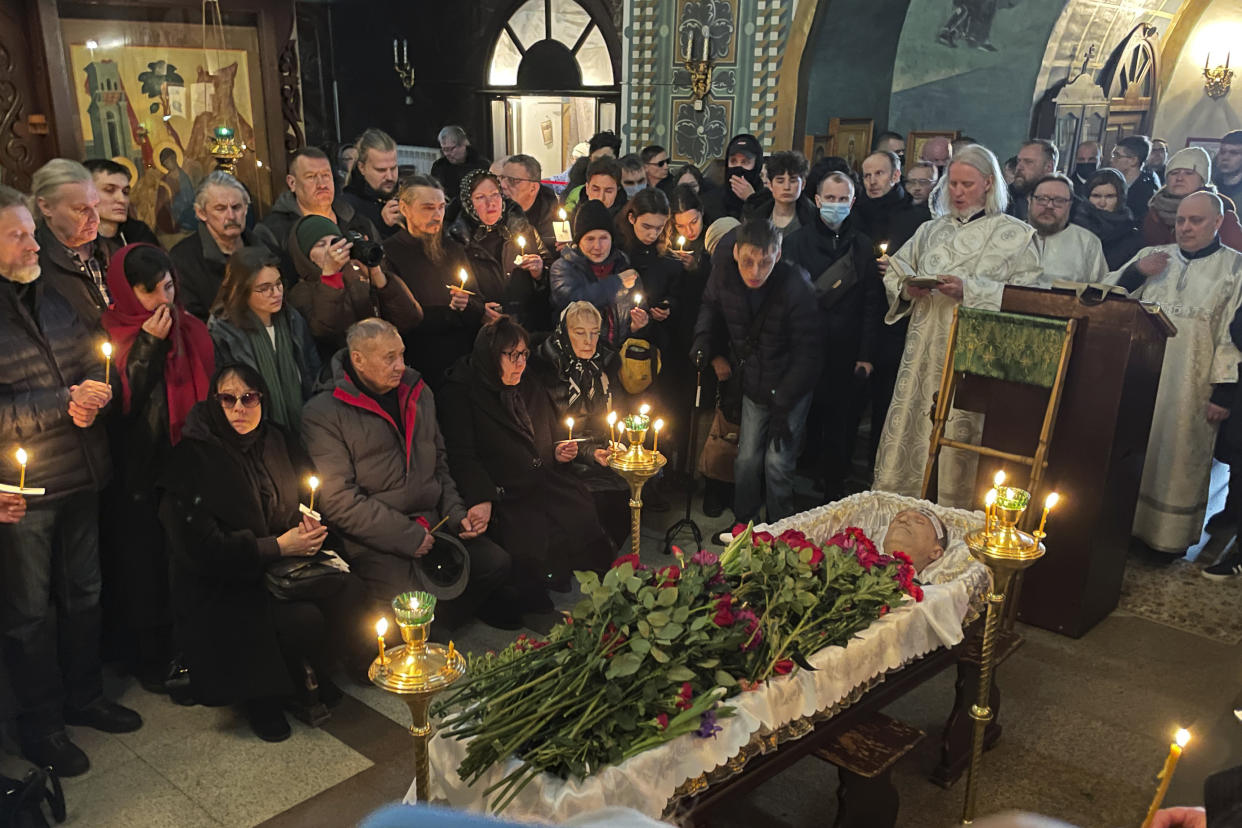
[948,204,985,221]
[414,227,444,263]
[3,264,40,284]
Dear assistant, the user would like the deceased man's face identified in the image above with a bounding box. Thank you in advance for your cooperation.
[882,509,946,573]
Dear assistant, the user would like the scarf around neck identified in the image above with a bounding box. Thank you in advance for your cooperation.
[245,311,304,432]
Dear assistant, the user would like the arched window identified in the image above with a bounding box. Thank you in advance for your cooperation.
[488,0,615,88]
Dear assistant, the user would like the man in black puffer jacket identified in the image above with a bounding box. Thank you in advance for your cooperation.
[0,186,142,778]
[784,171,885,502]
[692,218,821,540]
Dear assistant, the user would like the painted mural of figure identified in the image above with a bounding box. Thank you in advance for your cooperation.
[154,146,195,234]
[936,0,1020,52]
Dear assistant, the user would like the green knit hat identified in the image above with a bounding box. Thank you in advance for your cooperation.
[295,215,341,258]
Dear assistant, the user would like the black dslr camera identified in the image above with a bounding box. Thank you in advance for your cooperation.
[333,230,385,268]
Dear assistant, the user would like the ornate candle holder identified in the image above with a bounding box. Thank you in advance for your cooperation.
[960,486,1047,825]
[608,415,666,556]
[370,590,466,801]
[209,125,244,175]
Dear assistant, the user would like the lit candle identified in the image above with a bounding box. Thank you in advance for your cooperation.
[676,234,686,251]
[1141,729,1191,828]
[513,235,528,265]
[566,417,574,440]
[1037,492,1059,536]
[15,448,27,490]
[308,475,320,512]
[458,269,468,289]
[992,469,1005,490]
[639,403,650,417]
[376,617,388,667]
[984,488,997,534]
[633,292,643,307]
[101,341,112,384]
[879,241,888,255]
[606,411,617,449]
[653,418,664,452]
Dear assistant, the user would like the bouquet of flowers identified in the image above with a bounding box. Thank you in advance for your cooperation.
[432,522,923,812]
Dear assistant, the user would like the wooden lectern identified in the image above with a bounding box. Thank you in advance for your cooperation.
[960,285,1174,637]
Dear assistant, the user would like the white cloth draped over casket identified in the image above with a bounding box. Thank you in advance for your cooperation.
[416,491,990,823]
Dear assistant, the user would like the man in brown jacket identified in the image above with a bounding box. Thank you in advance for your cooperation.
[301,318,513,631]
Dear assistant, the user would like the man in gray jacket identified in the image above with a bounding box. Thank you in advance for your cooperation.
[301,318,513,630]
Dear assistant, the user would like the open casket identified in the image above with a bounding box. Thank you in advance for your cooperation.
[418,491,991,822]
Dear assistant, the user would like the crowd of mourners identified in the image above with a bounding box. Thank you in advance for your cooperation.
[3,120,1242,774]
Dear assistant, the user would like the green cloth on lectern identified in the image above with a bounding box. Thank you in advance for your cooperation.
[952,307,1070,389]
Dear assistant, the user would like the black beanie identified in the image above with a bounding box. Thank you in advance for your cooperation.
[573,199,614,244]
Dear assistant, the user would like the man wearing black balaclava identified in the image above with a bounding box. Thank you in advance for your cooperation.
[722,134,765,219]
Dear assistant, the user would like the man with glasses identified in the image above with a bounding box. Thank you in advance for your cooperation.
[1109,135,1161,222]
[904,161,938,207]
[501,154,559,253]
[641,145,672,194]
[431,125,490,201]
[0,184,142,777]
[258,147,380,283]
[1027,174,1107,285]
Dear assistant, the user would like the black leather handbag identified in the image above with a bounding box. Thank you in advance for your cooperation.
[265,551,348,601]
[1,766,65,827]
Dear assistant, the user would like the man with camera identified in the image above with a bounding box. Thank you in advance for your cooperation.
[287,214,422,362]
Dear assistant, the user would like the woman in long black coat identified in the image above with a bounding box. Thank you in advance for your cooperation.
[438,320,613,623]
[158,363,368,742]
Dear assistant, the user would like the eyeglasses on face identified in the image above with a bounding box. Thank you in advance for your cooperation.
[647,158,669,167]
[252,281,284,296]
[1031,195,1072,208]
[216,391,262,409]
[1110,150,1135,160]
[500,175,538,185]
[905,177,934,187]
[501,349,530,363]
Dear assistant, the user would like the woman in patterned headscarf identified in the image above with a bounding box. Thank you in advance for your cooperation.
[446,169,552,332]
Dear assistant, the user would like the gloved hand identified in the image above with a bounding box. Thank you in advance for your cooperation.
[769,404,794,451]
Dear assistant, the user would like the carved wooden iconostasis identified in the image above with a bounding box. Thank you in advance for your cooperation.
[2,0,299,221]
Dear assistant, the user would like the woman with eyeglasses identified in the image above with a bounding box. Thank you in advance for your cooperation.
[438,319,613,631]
[100,243,215,689]
[529,302,631,548]
[158,363,369,742]
[447,169,551,333]
[1070,168,1144,270]
[1108,136,1161,223]
[208,247,321,431]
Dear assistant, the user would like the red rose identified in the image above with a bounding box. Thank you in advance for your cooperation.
[809,547,824,567]
[753,531,774,544]
[731,522,747,536]
[773,660,794,675]
[657,713,669,730]
[676,682,694,710]
[656,564,682,586]
[713,594,736,627]
[612,553,644,571]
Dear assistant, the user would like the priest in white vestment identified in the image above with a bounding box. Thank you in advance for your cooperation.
[1110,191,1242,554]
[1029,174,1108,286]
[874,145,1042,506]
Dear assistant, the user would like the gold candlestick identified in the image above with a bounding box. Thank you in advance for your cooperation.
[375,617,388,667]
[608,413,666,556]
[370,591,466,801]
[1140,729,1191,828]
[961,485,1050,825]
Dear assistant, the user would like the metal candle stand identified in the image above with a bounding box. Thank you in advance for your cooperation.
[370,591,466,801]
[607,416,667,557]
[960,486,1046,825]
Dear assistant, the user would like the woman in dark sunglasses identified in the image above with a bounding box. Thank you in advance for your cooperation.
[158,363,369,743]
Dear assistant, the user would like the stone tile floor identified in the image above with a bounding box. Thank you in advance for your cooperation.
[25,463,1242,827]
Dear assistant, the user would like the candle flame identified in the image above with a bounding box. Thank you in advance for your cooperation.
[101,342,112,358]
[639,403,650,416]
[984,489,997,508]
[1175,728,1191,747]
[653,418,664,431]
[677,234,686,246]
[607,411,617,426]
[458,269,467,285]
[15,448,26,466]
[308,475,320,492]
[558,208,567,221]
[1045,492,1060,510]
[516,235,527,249]
[992,470,1005,487]
[376,617,388,637]
[880,242,889,254]
[566,417,574,429]
[633,293,643,305]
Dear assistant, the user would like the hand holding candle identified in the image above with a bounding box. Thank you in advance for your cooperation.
[101,342,113,384]
[308,475,320,512]
[15,448,27,489]
[1141,729,1191,828]
[514,235,527,265]
[376,617,388,667]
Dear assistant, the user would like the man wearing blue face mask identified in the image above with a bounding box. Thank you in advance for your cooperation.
[784,172,885,502]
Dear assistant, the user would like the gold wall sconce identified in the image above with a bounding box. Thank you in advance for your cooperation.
[1204,51,1233,98]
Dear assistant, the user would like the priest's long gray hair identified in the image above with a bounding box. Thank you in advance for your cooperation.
[929,144,1009,218]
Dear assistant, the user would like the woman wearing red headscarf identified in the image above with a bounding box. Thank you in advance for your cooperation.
[100,243,214,690]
